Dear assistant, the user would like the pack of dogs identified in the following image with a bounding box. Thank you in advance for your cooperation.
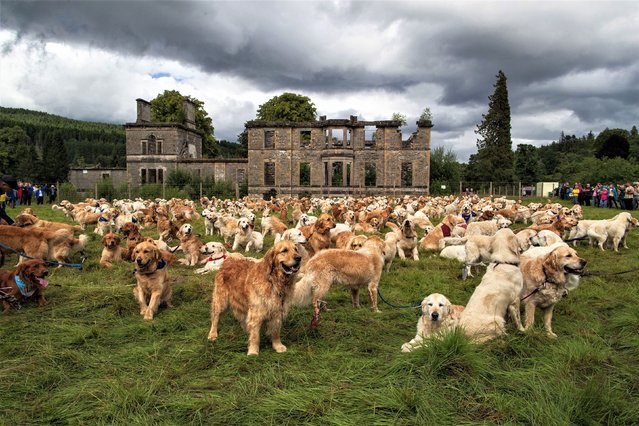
[0,194,636,356]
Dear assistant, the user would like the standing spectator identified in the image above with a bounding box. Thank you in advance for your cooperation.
[48,184,57,204]
[25,182,34,205]
[16,183,23,206]
[623,182,635,210]
[583,184,593,206]
[599,185,608,208]
[571,183,581,205]
[0,175,18,225]
[592,184,601,208]
[35,185,44,205]
[634,183,639,210]
[609,184,619,208]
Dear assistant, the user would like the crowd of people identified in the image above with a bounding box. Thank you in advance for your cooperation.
[0,177,58,217]
[557,182,639,210]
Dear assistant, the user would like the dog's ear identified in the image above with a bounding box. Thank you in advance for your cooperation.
[262,245,277,276]
[101,235,108,246]
[543,249,566,285]
[115,235,121,245]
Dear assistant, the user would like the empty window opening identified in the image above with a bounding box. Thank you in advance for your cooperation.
[365,163,376,187]
[264,130,275,149]
[158,169,164,184]
[141,169,147,184]
[300,163,311,186]
[300,130,311,147]
[147,135,157,155]
[364,126,376,148]
[148,169,157,184]
[346,163,351,186]
[331,161,343,186]
[264,162,275,186]
[401,162,413,187]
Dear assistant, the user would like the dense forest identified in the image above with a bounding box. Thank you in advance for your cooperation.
[0,107,126,169]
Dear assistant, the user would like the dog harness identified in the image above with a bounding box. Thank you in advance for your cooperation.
[441,223,451,237]
[14,275,36,298]
[98,216,108,222]
[133,259,167,274]
[461,211,477,223]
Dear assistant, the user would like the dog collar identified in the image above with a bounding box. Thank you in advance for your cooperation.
[98,216,108,222]
[208,254,227,262]
[134,259,166,274]
[15,275,36,298]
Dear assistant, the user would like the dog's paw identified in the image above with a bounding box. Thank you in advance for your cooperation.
[401,344,412,353]
[547,331,558,338]
[143,310,154,320]
[273,343,287,353]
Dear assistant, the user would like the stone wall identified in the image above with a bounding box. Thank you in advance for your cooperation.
[69,168,128,191]
[246,117,431,196]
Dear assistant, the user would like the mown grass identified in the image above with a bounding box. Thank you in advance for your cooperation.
[1,200,638,424]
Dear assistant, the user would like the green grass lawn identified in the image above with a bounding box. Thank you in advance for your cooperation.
[1,201,638,424]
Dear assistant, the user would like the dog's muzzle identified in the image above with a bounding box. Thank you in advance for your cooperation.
[430,312,439,321]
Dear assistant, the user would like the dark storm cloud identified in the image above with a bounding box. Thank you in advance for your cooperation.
[2,1,638,153]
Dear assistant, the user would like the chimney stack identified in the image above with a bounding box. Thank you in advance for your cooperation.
[136,98,151,123]
[182,98,196,130]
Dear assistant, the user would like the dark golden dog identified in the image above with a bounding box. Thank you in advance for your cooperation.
[132,241,172,320]
[0,225,72,266]
[100,232,124,268]
[208,240,302,355]
[304,213,336,257]
[0,259,49,312]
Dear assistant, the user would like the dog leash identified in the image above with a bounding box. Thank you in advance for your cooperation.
[0,241,84,270]
[578,266,639,277]
[377,287,422,309]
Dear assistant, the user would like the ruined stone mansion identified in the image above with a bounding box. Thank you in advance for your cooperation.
[69,98,432,197]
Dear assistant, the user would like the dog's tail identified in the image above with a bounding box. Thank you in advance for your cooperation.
[290,273,315,307]
[440,237,467,248]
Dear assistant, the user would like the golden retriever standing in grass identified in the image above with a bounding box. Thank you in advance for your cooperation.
[401,293,465,352]
[207,240,302,356]
[519,245,586,337]
[294,236,386,328]
[457,228,525,343]
[132,241,172,320]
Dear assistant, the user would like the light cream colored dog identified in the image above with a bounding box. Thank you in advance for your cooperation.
[195,242,228,274]
[232,217,264,252]
[457,228,525,343]
[586,212,638,251]
[401,293,465,352]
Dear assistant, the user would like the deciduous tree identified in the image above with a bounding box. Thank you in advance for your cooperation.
[256,92,317,122]
[150,90,218,157]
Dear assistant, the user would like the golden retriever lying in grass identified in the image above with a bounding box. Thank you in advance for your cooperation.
[457,228,525,343]
[401,293,465,352]
[132,241,172,320]
[208,240,302,356]
[293,236,386,328]
[0,259,49,313]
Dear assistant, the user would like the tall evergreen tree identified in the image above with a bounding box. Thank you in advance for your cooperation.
[473,70,514,182]
[41,133,70,183]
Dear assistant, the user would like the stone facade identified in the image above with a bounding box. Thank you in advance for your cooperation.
[70,98,432,199]
[246,116,432,197]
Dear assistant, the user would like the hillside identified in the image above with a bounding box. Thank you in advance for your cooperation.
[0,107,126,168]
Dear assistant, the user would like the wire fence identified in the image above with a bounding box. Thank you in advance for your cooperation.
[53,180,537,202]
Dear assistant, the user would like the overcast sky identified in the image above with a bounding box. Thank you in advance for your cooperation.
[1,1,637,160]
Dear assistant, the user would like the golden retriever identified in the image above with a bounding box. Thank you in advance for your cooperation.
[0,259,49,312]
[232,217,264,252]
[207,240,302,355]
[396,219,419,261]
[401,293,465,352]
[519,245,586,337]
[13,213,82,233]
[0,225,73,266]
[294,237,386,327]
[195,242,228,274]
[132,241,172,320]
[176,223,203,266]
[457,228,525,343]
[100,232,124,268]
[304,213,336,257]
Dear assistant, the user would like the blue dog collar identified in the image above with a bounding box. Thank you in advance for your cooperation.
[15,275,36,298]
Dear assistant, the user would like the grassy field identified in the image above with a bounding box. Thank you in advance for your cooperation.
[1,200,638,424]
